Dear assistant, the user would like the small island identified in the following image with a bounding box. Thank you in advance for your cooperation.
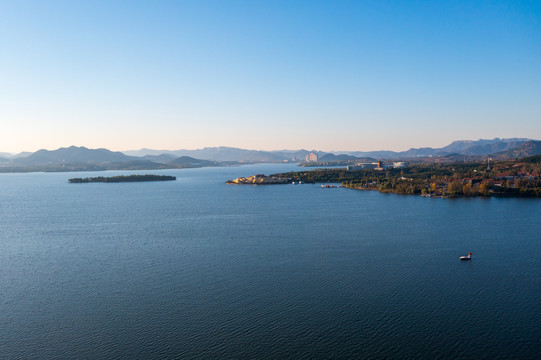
[68,174,176,183]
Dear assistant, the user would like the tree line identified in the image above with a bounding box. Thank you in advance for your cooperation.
[68,175,176,183]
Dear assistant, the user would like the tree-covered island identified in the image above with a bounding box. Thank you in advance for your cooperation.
[229,156,541,197]
[68,174,176,183]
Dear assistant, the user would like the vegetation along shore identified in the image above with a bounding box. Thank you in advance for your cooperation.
[68,175,176,183]
[228,155,541,198]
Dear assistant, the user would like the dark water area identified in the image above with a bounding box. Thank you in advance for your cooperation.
[1,164,540,359]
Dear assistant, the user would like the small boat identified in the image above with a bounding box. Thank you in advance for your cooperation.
[460,252,473,260]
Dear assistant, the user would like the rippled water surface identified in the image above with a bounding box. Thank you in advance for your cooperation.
[1,164,540,359]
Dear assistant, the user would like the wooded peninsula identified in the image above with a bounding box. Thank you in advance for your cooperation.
[68,175,176,183]
[266,155,541,197]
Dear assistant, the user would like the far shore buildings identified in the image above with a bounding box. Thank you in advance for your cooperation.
[346,161,409,171]
[306,152,318,162]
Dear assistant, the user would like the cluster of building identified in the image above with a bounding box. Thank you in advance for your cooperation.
[346,161,407,171]
[472,171,539,187]
[303,152,408,171]
[427,170,541,193]
[305,152,318,162]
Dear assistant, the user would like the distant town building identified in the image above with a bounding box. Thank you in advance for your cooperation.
[306,152,318,162]
[347,160,404,171]
[347,163,377,170]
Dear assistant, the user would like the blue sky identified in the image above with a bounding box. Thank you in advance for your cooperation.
[1,0,540,152]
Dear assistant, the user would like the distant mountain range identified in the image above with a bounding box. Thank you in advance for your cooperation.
[346,138,533,159]
[0,146,226,172]
[317,153,376,162]
[11,146,137,167]
[495,140,541,159]
[122,138,538,162]
[123,147,313,162]
[1,138,541,172]
[168,156,220,167]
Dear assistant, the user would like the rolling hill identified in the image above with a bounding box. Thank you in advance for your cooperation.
[494,141,541,159]
[11,146,138,166]
[2,138,541,173]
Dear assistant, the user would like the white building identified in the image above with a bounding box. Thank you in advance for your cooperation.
[306,152,318,162]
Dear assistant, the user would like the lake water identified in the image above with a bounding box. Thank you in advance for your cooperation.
[1,164,540,359]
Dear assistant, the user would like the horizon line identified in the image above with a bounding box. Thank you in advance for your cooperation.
[1,137,537,156]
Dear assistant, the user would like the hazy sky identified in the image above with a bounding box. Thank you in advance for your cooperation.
[1,0,540,153]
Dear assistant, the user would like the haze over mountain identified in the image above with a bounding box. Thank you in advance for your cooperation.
[317,153,360,162]
[124,138,537,162]
[494,140,541,159]
[11,146,138,167]
[167,156,219,167]
[346,138,532,159]
[1,146,224,172]
[440,138,530,154]
[2,138,541,173]
[140,154,177,164]
[123,147,313,163]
